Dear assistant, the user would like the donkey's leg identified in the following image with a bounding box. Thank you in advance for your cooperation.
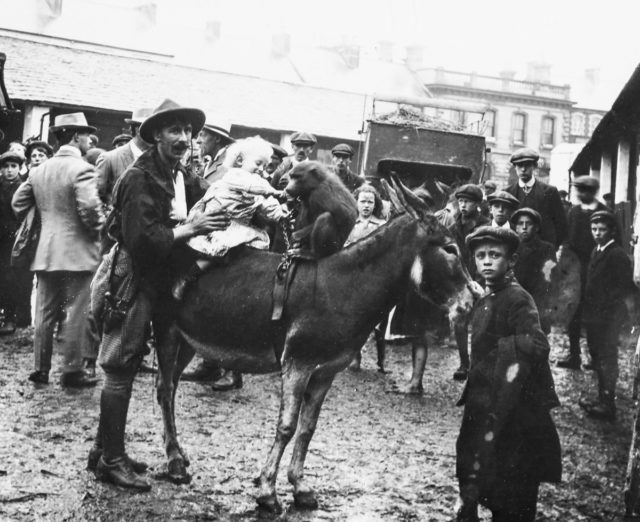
[287,372,335,509]
[171,342,196,467]
[155,323,191,484]
[257,359,310,513]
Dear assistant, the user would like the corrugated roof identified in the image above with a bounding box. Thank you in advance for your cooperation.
[0,33,370,140]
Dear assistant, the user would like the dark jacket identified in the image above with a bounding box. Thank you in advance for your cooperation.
[456,278,561,503]
[329,166,364,193]
[583,242,633,323]
[0,176,22,244]
[514,236,556,309]
[448,211,490,277]
[566,202,608,264]
[505,180,567,248]
[107,147,207,293]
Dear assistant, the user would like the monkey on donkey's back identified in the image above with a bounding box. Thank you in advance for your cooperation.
[285,161,357,258]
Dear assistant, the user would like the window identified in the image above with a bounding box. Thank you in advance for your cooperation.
[588,114,603,134]
[541,116,555,147]
[483,110,496,139]
[512,112,527,144]
[571,112,585,135]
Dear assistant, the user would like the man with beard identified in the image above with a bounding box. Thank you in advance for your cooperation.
[329,143,363,192]
[270,131,316,190]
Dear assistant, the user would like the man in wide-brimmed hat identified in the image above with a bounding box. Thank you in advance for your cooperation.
[196,118,234,184]
[89,99,230,492]
[12,112,105,389]
[95,107,153,205]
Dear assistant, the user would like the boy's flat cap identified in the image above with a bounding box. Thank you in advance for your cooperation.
[511,207,541,226]
[487,190,519,209]
[590,210,617,227]
[510,147,540,165]
[572,175,599,190]
[466,225,520,253]
[331,143,353,156]
[455,184,483,203]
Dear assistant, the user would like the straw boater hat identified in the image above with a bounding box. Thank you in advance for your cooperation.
[49,112,97,133]
[124,107,153,125]
[139,99,205,143]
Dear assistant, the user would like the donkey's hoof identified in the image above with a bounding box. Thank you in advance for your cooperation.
[167,458,192,485]
[294,490,318,510]
[256,493,282,513]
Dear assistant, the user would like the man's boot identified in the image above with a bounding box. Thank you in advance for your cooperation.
[374,326,386,373]
[95,382,150,490]
[211,369,243,391]
[560,319,583,369]
[87,415,147,473]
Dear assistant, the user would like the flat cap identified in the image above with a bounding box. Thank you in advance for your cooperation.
[331,143,353,157]
[572,175,599,190]
[290,131,317,145]
[487,190,519,209]
[0,150,25,166]
[271,143,288,159]
[510,147,540,165]
[466,225,520,253]
[511,207,541,226]
[590,210,617,227]
[454,184,483,203]
[482,180,497,190]
[112,133,132,147]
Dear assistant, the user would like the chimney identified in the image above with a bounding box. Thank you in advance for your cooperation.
[405,45,423,70]
[271,33,290,58]
[205,20,221,44]
[377,40,393,62]
[36,0,62,30]
[135,2,157,31]
[526,61,551,84]
[338,45,360,69]
[584,67,600,95]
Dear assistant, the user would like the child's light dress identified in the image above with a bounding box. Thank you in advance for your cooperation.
[187,168,285,257]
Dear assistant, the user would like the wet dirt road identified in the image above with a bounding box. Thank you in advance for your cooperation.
[0,328,636,521]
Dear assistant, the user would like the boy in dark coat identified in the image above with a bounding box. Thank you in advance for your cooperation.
[448,184,490,380]
[558,175,608,369]
[512,208,557,334]
[578,211,633,421]
[456,226,561,522]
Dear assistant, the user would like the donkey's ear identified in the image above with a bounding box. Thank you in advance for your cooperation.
[380,179,403,215]
[390,174,419,218]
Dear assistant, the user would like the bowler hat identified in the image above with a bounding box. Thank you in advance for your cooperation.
[455,184,483,203]
[201,121,234,144]
[511,207,541,226]
[25,140,53,159]
[466,225,520,254]
[572,175,599,190]
[139,99,206,144]
[112,134,132,147]
[487,190,519,209]
[510,147,540,165]
[124,107,153,125]
[271,144,288,159]
[0,150,25,167]
[290,131,317,145]
[49,112,97,133]
[331,143,353,157]
[590,210,617,227]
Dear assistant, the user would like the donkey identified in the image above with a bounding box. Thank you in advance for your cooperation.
[155,178,477,512]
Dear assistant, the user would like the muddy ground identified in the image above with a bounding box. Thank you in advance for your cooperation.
[0,327,637,521]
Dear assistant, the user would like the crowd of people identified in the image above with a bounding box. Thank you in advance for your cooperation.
[0,98,636,520]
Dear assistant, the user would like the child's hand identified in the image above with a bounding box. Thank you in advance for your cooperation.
[272,190,288,203]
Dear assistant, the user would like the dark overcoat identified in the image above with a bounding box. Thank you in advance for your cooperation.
[447,212,490,277]
[566,202,608,264]
[505,180,567,248]
[456,279,561,510]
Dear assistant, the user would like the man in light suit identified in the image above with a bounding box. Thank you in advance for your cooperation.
[13,113,105,388]
[95,107,152,205]
[505,148,567,249]
[197,120,234,184]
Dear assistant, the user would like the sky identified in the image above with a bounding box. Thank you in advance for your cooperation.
[1,0,638,108]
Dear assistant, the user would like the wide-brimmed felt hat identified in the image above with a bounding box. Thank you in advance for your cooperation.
[271,143,288,159]
[124,107,153,125]
[487,190,519,209]
[290,131,317,145]
[455,184,483,203]
[139,99,206,143]
[511,207,541,226]
[590,210,617,227]
[466,225,520,253]
[0,150,25,166]
[25,140,53,159]
[112,134,133,147]
[200,121,234,144]
[49,112,97,133]
[572,175,599,190]
[510,147,540,165]
[331,143,353,157]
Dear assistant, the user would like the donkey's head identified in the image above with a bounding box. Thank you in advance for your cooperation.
[382,177,479,323]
